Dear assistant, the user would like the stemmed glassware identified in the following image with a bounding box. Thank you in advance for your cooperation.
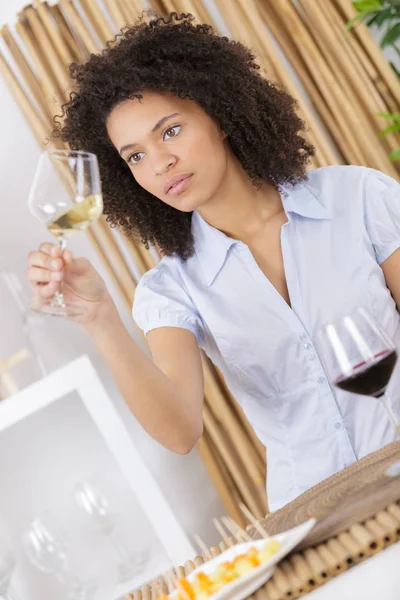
[0,545,18,600]
[28,149,103,318]
[318,306,400,438]
[22,513,96,599]
[74,480,148,583]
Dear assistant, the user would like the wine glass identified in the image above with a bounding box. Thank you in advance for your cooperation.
[28,149,103,318]
[318,306,400,438]
[0,546,17,600]
[22,513,96,599]
[74,480,148,583]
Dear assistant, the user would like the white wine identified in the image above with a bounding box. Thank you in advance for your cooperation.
[47,194,103,241]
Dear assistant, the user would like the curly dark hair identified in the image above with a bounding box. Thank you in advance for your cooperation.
[57,11,315,260]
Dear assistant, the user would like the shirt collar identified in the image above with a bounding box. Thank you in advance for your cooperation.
[192,179,332,287]
[192,211,239,287]
[281,180,332,221]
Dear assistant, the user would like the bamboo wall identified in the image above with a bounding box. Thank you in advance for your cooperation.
[1,0,399,522]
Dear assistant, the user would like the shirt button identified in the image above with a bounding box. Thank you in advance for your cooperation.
[317,376,325,384]
[308,354,316,361]
[299,333,306,341]
[303,343,312,351]
[334,422,342,430]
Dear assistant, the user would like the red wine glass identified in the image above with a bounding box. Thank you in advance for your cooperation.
[318,306,400,438]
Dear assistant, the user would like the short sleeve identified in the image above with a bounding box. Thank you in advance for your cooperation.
[364,168,400,265]
[132,264,205,345]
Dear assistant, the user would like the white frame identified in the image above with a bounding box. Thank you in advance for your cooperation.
[0,354,195,569]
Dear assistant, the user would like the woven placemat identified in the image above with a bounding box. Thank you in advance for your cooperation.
[127,442,400,600]
[251,440,400,548]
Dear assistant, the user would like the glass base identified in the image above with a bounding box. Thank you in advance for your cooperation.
[116,550,148,583]
[30,300,87,318]
[66,579,96,600]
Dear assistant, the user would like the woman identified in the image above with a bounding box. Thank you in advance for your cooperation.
[26,13,400,511]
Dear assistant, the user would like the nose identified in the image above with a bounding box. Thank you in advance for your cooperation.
[153,152,177,176]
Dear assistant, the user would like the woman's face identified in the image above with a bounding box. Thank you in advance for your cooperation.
[106,91,230,212]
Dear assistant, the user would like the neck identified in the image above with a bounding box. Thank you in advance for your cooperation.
[197,152,285,241]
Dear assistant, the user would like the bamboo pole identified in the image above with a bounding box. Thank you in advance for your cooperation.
[202,357,268,513]
[15,16,64,112]
[261,0,389,168]
[102,0,127,30]
[79,0,114,44]
[0,24,51,121]
[49,3,82,62]
[146,0,168,18]
[0,52,49,147]
[237,0,340,166]
[115,0,137,25]
[333,0,400,104]
[59,0,99,55]
[297,0,399,175]
[203,403,265,519]
[32,0,74,69]
[255,0,345,165]
[125,239,153,276]
[87,228,135,313]
[91,219,136,306]
[196,433,245,527]
[23,5,71,95]
[157,0,177,16]
[215,0,335,168]
[320,0,400,153]
[172,0,213,25]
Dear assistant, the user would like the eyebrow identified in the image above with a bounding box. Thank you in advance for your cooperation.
[119,113,180,156]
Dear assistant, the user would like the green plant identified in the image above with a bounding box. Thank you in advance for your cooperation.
[347,1,400,161]
[347,1,400,74]
[376,112,400,159]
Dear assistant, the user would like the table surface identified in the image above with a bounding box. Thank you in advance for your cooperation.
[252,441,400,550]
[303,541,400,599]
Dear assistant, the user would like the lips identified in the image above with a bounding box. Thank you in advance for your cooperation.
[164,174,193,195]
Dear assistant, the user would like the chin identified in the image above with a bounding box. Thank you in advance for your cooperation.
[168,191,213,214]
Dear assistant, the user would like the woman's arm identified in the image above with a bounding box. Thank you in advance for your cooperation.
[84,297,204,454]
[381,248,400,309]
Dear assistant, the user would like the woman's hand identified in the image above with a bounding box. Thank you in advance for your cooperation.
[26,242,110,325]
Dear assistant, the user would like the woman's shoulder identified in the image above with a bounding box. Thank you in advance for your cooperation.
[306,164,368,188]
[303,165,399,215]
[136,254,187,293]
[305,164,398,192]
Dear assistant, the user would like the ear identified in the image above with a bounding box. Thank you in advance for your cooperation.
[220,129,228,140]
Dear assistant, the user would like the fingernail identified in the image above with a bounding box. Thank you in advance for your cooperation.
[50,260,59,269]
[51,246,59,256]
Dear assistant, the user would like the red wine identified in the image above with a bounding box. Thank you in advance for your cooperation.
[334,350,397,397]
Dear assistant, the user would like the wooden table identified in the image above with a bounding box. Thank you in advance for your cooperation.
[302,542,400,599]
[252,441,400,550]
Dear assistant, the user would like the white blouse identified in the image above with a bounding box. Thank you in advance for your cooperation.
[133,165,400,511]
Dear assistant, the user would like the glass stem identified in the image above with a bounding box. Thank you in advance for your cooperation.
[50,238,67,308]
[109,530,129,562]
[381,395,400,440]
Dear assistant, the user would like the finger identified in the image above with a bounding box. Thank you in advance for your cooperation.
[38,242,60,257]
[26,266,64,283]
[27,250,64,271]
[62,248,73,265]
[38,280,60,297]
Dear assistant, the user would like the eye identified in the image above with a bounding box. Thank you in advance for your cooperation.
[127,151,145,165]
[163,125,181,141]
